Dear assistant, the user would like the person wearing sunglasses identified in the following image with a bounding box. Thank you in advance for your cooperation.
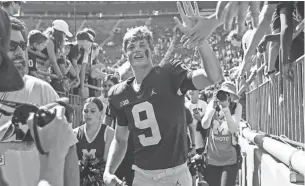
[201,81,242,186]
[0,15,79,186]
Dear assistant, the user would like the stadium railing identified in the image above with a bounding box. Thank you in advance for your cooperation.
[57,91,83,128]
[246,20,304,143]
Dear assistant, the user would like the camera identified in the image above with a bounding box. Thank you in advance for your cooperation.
[216,90,229,102]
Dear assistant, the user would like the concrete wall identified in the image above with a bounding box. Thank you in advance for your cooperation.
[239,137,304,186]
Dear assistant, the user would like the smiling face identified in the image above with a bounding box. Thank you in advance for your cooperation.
[123,26,154,68]
[125,38,152,68]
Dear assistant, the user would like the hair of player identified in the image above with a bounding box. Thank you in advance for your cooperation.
[84,97,104,112]
[105,74,119,85]
[28,30,48,46]
[122,26,154,54]
[0,7,11,53]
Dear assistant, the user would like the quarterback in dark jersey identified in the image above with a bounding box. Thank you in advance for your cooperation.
[103,12,223,186]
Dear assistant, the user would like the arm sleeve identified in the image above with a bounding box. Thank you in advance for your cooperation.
[169,60,197,95]
[107,89,128,127]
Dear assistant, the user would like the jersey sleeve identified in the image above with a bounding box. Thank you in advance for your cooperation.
[106,101,128,127]
[107,87,128,127]
[168,59,196,95]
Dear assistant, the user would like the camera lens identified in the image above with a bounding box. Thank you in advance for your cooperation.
[216,90,228,102]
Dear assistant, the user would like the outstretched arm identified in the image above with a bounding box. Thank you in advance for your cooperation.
[193,40,224,89]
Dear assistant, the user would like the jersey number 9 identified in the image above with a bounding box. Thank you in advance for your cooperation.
[132,101,161,147]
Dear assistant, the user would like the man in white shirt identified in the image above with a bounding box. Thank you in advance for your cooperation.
[0,14,79,186]
[185,90,208,154]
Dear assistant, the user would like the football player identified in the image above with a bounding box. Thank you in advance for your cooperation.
[103,3,223,186]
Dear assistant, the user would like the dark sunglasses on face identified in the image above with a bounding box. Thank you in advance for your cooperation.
[10,40,27,51]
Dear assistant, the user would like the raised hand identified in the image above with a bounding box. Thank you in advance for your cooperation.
[216,1,260,34]
[174,2,200,33]
[177,1,222,48]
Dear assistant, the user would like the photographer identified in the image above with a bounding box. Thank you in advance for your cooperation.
[201,81,242,186]
[0,9,79,186]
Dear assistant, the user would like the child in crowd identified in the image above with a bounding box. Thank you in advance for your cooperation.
[27,30,49,81]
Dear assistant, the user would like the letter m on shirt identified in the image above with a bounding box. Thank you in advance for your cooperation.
[82,149,96,158]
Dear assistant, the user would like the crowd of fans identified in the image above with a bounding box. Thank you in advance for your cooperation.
[15,12,247,100]
[3,1,299,122]
[0,1,304,186]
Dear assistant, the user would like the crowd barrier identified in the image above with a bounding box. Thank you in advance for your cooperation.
[243,20,304,186]
[57,91,83,128]
[246,55,304,143]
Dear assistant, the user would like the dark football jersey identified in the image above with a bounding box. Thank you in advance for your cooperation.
[107,60,197,170]
[75,124,106,161]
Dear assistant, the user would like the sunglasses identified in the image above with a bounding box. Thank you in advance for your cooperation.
[10,40,27,51]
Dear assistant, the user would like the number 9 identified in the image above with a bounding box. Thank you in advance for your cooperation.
[132,102,161,147]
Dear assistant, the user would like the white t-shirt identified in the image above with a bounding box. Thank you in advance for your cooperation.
[0,75,60,186]
[185,99,208,149]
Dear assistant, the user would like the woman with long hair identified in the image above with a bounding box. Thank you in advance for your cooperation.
[42,20,72,89]
[74,97,114,186]
[201,81,242,186]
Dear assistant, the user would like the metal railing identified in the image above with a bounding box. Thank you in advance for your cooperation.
[246,55,304,143]
[246,19,304,143]
[57,91,83,129]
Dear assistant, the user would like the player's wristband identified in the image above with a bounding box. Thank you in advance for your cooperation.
[191,144,196,148]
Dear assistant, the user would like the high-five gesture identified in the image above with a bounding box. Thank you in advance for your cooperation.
[174,1,199,34]
[176,1,223,48]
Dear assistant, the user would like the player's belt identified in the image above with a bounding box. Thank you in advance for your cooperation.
[132,162,188,180]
